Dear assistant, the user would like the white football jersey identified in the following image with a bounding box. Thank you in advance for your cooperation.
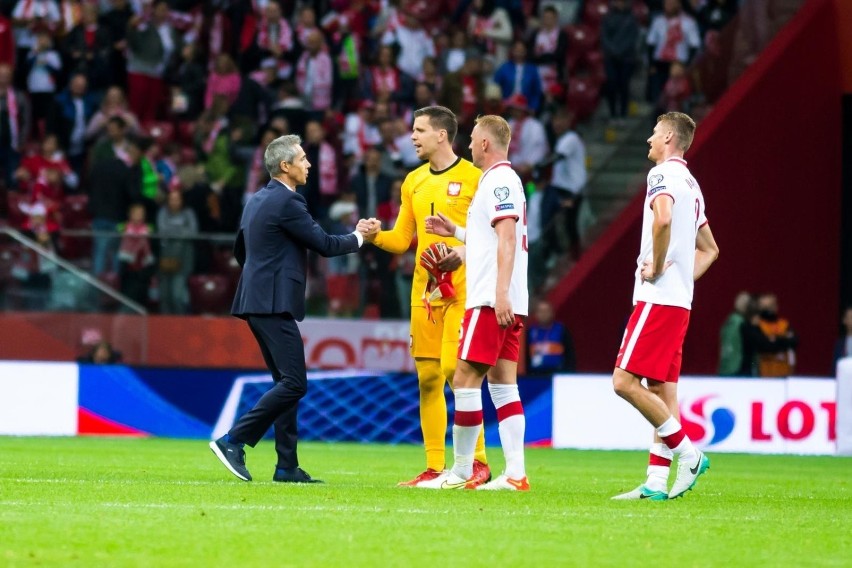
[465,161,529,315]
[633,157,707,310]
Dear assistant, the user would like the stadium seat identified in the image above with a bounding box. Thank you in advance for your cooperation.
[6,192,26,228]
[188,274,232,315]
[98,271,121,311]
[143,121,176,146]
[583,50,608,88]
[326,273,360,314]
[59,195,93,259]
[176,121,195,145]
[0,243,21,286]
[583,0,609,28]
[212,246,242,295]
[565,24,600,73]
[566,77,601,121]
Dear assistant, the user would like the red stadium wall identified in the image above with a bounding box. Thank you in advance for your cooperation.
[550,0,843,376]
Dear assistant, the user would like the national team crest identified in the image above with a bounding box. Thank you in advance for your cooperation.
[447,182,461,196]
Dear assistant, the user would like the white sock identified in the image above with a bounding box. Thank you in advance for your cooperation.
[451,388,482,480]
[646,442,673,492]
[488,383,526,479]
[656,416,697,460]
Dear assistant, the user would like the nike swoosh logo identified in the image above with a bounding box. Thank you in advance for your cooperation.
[690,455,702,475]
[639,493,650,499]
[506,478,526,490]
[441,480,465,489]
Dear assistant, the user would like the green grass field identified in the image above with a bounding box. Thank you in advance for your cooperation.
[0,437,849,567]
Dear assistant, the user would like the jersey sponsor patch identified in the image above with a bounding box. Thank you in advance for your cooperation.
[648,185,666,197]
[494,186,510,202]
[495,203,515,211]
[447,182,461,196]
[648,174,664,187]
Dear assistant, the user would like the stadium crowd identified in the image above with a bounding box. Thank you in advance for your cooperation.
[0,0,741,318]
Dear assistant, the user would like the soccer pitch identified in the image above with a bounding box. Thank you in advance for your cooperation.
[0,438,849,567]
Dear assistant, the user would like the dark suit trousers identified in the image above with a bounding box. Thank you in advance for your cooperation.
[229,315,307,469]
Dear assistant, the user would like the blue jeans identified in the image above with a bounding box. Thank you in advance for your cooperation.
[91,218,119,276]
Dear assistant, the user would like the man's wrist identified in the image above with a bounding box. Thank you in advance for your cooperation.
[454,226,466,242]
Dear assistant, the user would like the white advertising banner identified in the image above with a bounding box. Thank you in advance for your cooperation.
[0,361,79,436]
[837,358,852,456]
[553,374,836,455]
[300,318,414,371]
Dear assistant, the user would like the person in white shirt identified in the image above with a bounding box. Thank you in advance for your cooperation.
[381,13,435,79]
[541,109,586,262]
[421,114,530,491]
[611,112,719,501]
[505,94,548,182]
[646,0,701,108]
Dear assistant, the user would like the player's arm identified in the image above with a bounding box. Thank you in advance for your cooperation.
[372,191,416,254]
[693,223,719,281]
[425,212,465,241]
[648,195,672,279]
[494,218,517,328]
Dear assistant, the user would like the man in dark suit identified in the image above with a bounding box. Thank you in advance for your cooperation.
[210,134,372,483]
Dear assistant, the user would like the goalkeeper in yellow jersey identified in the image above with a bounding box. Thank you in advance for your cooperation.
[363,106,491,487]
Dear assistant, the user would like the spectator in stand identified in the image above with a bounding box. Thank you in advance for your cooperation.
[376,177,414,319]
[529,5,568,93]
[25,31,63,137]
[156,189,197,314]
[117,202,155,309]
[751,293,798,378]
[47,73,97,179]
[205,53,242,110]
[343,100,381,165]
[364,44,408,104]
[352,145,392,220]
[834,306,852,369]
[381,11,435,80]
[11,0,61,87]
[241,126,282,204]
[0,63,31,188]
[493,39,544,114]
[241,0,294,71]
[88,133,141,276]
[438,50,485,132]
[646,0,701,110]
[505,94,549,183]
[196,98,245,232]
[526,299,576,374]
[526,183,545,292]
[126,0,181,123]
[467,0,513,68]
[88,115,130,168]
[299,119,338,219]
[294,5,321,54]
[661,61,693,113]
[16,133,79,195]
[325,194,360,317]
[12,205,57,310]
[85,86,140,143]
[77,339,122,364]
[540,108,586,263]
[62,2,113,92]
[601,0,640,125]
[439,28,469,75]
[165,42,206,121]
[20,176,62,238]
[718,291,752,376]
[295,29,334,120]
[101,0,134,88]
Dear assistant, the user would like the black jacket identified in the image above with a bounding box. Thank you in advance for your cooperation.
[231,179,359,320]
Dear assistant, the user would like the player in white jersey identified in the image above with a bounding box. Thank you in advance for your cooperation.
[419,115,531,491]
[611,112,719,501]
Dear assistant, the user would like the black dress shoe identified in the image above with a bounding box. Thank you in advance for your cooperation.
[209,437,252,481]
[273,467,324,483]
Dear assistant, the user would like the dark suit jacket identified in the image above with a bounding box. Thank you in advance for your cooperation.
[232,179,359,320]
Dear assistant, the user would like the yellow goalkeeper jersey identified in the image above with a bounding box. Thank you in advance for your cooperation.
[374,157,481,307]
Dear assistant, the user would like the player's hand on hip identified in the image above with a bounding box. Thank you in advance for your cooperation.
[424,212,455,237]
[641,259,673,283]
[495,296,514,328]
[438,246,464,272]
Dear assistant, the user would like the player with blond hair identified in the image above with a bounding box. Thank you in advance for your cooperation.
[420,114,530,490]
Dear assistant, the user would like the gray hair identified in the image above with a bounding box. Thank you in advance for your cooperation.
[264,134,302,176]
